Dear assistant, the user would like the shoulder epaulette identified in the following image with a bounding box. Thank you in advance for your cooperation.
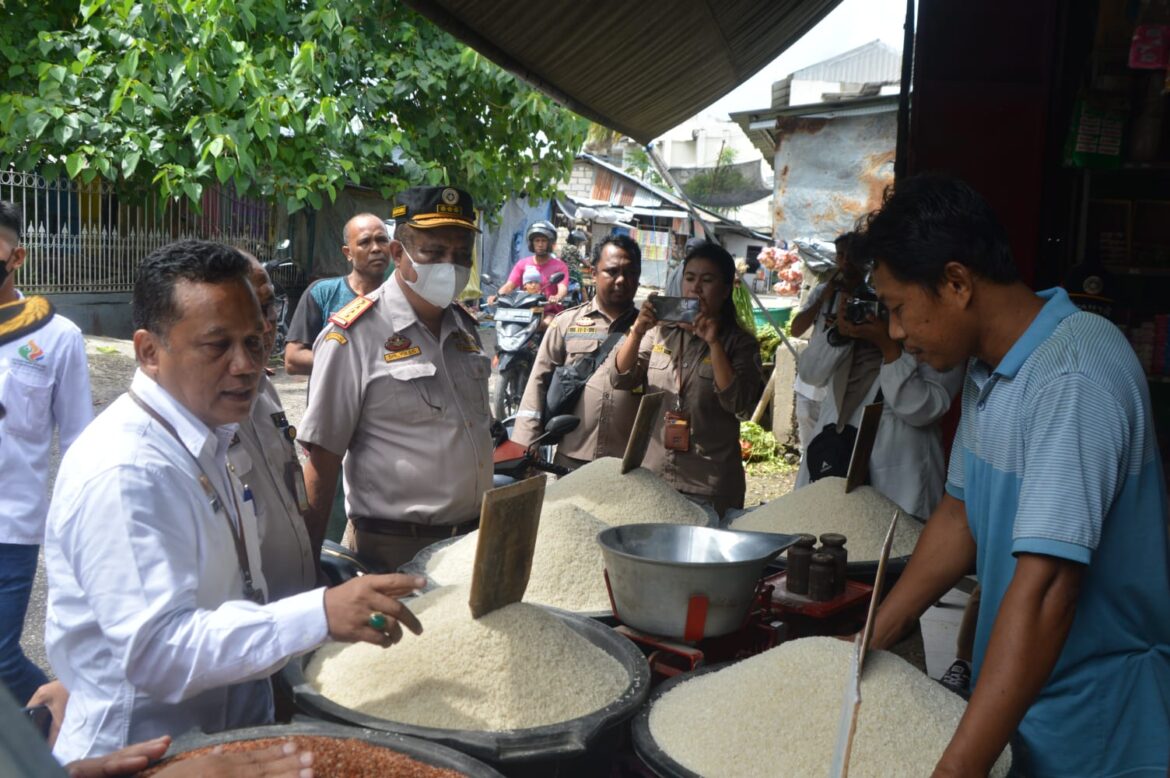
[328,296,374,329]
[0,296,54,346]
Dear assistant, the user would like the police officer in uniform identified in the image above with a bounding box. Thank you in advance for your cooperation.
[298,187,491,571]
[228,254,315,599]
[512,234,643,467]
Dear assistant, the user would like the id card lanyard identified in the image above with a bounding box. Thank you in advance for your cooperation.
[664,330,706,452]
[129,389,266,605]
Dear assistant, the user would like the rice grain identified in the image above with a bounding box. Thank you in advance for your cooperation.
[306,585,629,731]
[648,637,1011,777]
[729,477,921,560]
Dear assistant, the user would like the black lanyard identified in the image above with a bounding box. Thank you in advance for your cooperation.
[128,389,265,604]
[672,329,708,411]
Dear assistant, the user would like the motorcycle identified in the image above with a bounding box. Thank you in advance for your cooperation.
[489,270,564,420]
[263,239,297,357]
[491,413,579,486]
[318,413,581,586]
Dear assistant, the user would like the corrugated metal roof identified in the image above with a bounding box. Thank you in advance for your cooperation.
[792,39,902,85]
[403,0,846,144]
[729,94,899,158]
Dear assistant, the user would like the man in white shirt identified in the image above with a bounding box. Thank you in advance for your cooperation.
[0,201,92,707]
[44,239,424,762]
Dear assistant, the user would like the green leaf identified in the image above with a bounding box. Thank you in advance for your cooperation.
[27,112,50,139]
[65,152,87,179]
[121,150,141,178]
[53,124,75,145]
[181,180,203,204]
[207,136,224,158]
[214,155,235,184]
[115,48,140,79]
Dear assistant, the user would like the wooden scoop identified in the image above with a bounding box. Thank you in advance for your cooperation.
[468,475,546,619]
[844,399,884,493]
[830,510,901,777]
[621,391,665,474]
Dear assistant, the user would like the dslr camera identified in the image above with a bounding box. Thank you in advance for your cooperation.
[825,278,887,346]
[842,282,887,325]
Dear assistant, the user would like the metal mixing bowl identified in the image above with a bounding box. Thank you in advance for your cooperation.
[597,524,798,641]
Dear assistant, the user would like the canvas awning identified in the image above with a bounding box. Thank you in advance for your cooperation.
[404,0,845,144]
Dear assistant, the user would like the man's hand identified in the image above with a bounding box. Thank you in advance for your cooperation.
[65,735,172,777]
[836,313,901,362]
[154,741,315,778]
[27,679,68,748]
[323,573,426,647]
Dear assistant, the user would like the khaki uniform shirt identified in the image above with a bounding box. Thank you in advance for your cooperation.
[228,375,315,600]
[512,301,641,461]
[297,278,493,525]
[612,324,763,506]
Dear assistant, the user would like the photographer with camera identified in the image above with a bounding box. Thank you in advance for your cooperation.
[795,232,963,519]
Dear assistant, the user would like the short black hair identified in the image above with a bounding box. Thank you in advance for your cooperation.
[133,240,252,335]
[854,174,1017,289]
[0,201,22,241]
[596,233,642,268]
[683,240,743,333]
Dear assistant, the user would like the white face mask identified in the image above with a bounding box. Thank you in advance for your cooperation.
[401,247,470,309]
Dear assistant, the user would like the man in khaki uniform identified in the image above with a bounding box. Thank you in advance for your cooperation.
[298,187,491,571]
[228,254,315,599]
[512,234,643,467]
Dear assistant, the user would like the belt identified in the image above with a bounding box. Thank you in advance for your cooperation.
[350,516,479,539]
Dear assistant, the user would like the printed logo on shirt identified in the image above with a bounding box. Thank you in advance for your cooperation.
[384,346,422,363]
[18,339,44,362]
[324,332,348,346]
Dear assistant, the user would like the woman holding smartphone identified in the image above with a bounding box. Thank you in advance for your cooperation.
[612,241,764,517]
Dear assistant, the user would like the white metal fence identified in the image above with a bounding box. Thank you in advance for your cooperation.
[0,168,274,294]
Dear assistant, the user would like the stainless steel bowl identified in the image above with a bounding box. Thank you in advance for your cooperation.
[597,524,797,641]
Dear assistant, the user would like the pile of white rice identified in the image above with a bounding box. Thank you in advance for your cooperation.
[543,456,709,526]
[729,477,921,560]
[426,458,708,612]
[306,585,629,731]
[648,637,1011,777]
[428,503,613,612]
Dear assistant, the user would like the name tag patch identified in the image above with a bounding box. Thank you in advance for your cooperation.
[652,343,673,356]
[384,346,422,362]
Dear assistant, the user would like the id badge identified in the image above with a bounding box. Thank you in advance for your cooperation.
[288,461,310,515]
[664,410,691,452]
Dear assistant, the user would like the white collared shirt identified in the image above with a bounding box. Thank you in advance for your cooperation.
[45,370,329,763]
[0,311,92,544]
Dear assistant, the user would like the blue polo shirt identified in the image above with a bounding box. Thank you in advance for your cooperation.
[948,288,1170,777]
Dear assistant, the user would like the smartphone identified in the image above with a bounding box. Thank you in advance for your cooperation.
[651,296,700,323]
[23,704,52,739]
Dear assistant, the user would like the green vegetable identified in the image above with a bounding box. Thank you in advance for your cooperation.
[739,421,778,463]
[756,324,782,363]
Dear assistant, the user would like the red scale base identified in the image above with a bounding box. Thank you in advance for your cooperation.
[607,573,875,684]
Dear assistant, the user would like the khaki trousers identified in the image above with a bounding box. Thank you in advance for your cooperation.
[341,522,439,573]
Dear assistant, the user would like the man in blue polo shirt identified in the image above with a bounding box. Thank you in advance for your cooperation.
[861,175,1169,777]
